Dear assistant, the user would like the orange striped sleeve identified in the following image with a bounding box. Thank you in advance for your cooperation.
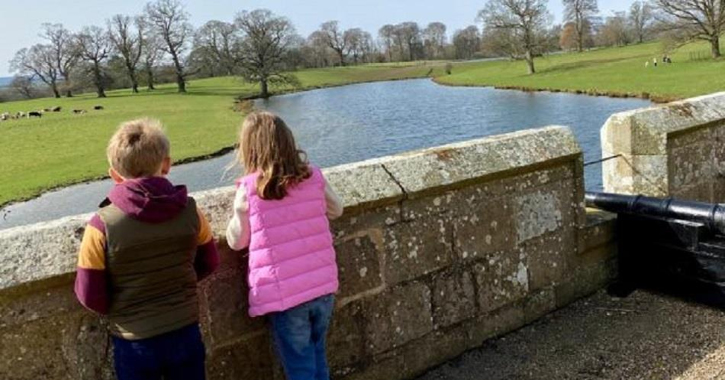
[197,207,213,245]
[77,224,106,270]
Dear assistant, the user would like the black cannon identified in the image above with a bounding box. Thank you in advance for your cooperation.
[586,192,725,307]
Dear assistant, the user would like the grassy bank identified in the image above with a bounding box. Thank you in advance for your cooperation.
[438,42,725,101]
[0,63,447,206]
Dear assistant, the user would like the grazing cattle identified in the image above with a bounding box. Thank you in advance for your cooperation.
[44,108,52,112]
[94,105,104,110]
[52,106,62,112]
[0,112,9,121]
[72,109,87,114]
[28,111,42,118]
[16,111,25,119]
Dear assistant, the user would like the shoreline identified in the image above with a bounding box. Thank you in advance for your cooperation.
[431,77,679,104]
[0,74,660,210]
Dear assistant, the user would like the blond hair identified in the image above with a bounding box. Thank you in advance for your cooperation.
[237,111,310,200]
[107,118,170,179]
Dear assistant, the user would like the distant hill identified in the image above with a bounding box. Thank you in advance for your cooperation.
[0,77,12,88]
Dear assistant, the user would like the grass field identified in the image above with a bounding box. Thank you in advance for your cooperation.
[439,41,725,100]
[0,63,446,206]
[2,40,725,207]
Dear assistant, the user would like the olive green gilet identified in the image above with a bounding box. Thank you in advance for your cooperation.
[98,197,200,340]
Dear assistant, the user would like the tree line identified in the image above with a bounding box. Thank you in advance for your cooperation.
[3,0,723,101]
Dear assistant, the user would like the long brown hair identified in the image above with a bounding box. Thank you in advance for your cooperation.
[237,111,311,200]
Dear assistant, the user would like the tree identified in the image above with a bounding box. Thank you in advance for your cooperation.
[560,22,578,49]
[108,15,144,93]
[235,9,298,98]
[423,22,448,59]
[10,76,35,99]
[145,0,193,92]
[478,0,552,74]
[598,12,631,46]
[563,0,599,52]
[10,45,61,98]
[378,24,396,62]
[40,23,80,97]
[137,18,163,90]
[318,21,347,65]
[453,26,481,59]
[343,28,371,64]
[194,20,240,75]
[654,0,725,58]
[76,26,112,98]
[395,22,422,61]
[629,1,654,43]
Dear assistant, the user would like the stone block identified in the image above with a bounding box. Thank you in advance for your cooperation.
[452,194,516,261]
[555,258,616,308]
[203,269,265,347]
[580,210,617,254]
[522,229,576,291]
[474,252,529,313]
[335,229,384,298]
[329,301,365,376]
[523,287,557,324]
[0,283,78,328]
[323,162,404,215]
[207,333,275,380]
[362,281,433,354]
[382,216,454,285]
[513,188,565,245]
[431,269,476,328]
[0,312,111,380]
[668,141,715,198]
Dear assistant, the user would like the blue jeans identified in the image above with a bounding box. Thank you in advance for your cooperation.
[268,294,335,380]
[112,323,206,380]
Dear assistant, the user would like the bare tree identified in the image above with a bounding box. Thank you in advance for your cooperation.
[396,22,422,61]
[235,9,298,98]
[453,26,482,59]
[653,0,724,57]
[378,24,396,62]
[145,0,193,92]
[344,28,367,64]
[138,18,163,90]
[306,31,335,67]
[40,23,80,97]
[598,11,631,46]
[194,20,240,75]
[478,0,552,74]
[563,0,599,52]
[10,76,35,99]
[108,15,144,93]
[629,1,654,43]
[10,45,61,98]
[76,26,112,98]
[423,22,448,59]
[318,21,347,65]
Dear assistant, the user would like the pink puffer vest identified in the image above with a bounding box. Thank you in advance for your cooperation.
[240,166,339,317]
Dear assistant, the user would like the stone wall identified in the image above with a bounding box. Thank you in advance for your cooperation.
[0,126,617,380]
[602,92,725,201]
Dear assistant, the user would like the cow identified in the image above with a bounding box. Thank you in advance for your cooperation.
[28,111,42,118]
[94,105,104,110]
[43,108,52,112]
[72,109,87,114]
[52,106,62,112]
[0,112,9,121]
[16,111,25,119]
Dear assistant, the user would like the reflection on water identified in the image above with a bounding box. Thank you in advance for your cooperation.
[0,79,651,230]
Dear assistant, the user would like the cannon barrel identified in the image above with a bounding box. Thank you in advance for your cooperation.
[585,192,725,236]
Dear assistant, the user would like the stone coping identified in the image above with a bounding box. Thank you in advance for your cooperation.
[0,125,581,292]
[602,91,725,156]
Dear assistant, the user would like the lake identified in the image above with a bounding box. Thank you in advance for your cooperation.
[0,79,651,230]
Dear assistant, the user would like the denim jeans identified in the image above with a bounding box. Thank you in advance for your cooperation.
[268,294,335,380]
[112,323,206,380]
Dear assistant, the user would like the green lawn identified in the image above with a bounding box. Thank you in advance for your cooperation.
[3,41,725,207]
[439,42,725,101]
[0,63,445,206]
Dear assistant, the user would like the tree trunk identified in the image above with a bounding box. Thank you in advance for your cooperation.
[260,78,269,98]
[146,68,155,90]
[65,90,73,97]
[525,50,535,75]
[171,53,186,93]
[336,49,345,66]
[94,65,106,98]
[51,83,60,98]
[711,35,721,58]
[128,68,139,94]
[176,74,186,93]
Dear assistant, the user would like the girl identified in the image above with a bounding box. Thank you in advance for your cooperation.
[226,111,343,380]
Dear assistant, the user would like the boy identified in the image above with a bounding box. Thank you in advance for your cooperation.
[74,118,219,380]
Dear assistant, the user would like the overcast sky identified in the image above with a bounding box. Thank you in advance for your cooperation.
[0,0,634,77]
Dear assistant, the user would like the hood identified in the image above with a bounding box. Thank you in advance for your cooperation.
[105,177,189,223]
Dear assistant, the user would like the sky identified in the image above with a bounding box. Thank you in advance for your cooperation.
[0,0,634,77]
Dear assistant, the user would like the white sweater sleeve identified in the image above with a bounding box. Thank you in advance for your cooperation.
[324,177,344,220]
[226,184,251,251]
